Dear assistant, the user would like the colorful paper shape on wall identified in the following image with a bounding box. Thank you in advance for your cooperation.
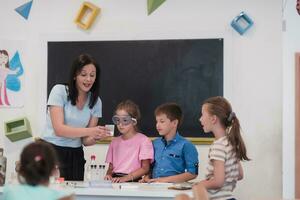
[74,2,100,30]
[4,117,32,142]
[15,0,33,20]
[231,12,253,35]
[147,0,166,15]
[0,49,24,108]
[6,51,24,91]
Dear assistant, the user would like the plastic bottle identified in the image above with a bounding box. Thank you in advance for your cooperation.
[92,164,97,181]
[0,148,7,186]
[49,165,60,185]
[89,165,94,181]
[97,165,105,181]
[99,165,104,181]
[101,165,106,180]
[95,165,101,181]
[85,155,96,182]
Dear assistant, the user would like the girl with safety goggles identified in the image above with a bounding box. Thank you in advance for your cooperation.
[104,100,154,183]
[112,115,137,126]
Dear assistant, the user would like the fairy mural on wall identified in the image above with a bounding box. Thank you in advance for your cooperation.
[0,50,24,108]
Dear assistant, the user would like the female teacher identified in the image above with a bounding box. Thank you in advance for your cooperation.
[42,54,110,181]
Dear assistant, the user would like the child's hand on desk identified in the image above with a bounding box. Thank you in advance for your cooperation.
[111,177,127,183]
[139,175,150,183]
[104,174,113,181]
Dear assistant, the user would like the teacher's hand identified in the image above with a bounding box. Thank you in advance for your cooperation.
[89,126,111,139]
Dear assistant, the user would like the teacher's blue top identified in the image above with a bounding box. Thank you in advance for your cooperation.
[42,84,102,148]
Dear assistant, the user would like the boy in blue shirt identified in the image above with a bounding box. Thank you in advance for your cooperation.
[142,103,199,183]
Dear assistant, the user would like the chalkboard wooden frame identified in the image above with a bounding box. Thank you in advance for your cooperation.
[47,39,223,144]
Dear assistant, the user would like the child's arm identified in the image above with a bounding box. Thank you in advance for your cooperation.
[148,172,197,183]
[112,159,151,183]
[139,161,154,183]
[237,161,244,180]
[199,160,225,189]
[104,163,113,180]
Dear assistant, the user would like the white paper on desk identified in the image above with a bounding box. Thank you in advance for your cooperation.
[73,182,89,188]
[89,180,113,188]
[64,181,89,188]
[139,182,173,189]
[118,183,139,189]
[170,183,192,190]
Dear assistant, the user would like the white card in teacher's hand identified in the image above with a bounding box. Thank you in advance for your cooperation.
[105,124,115,136]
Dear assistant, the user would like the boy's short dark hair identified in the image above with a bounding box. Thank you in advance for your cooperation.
[154,102,183,127]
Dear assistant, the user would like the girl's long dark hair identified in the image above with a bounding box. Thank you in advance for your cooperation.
[68,54,100,109]
[203,96,250,161]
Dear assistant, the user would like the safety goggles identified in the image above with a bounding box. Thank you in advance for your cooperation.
[112,115,137,126]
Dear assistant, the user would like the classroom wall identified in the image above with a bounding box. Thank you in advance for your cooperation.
[282,0,300,198]
[0,0,283,199]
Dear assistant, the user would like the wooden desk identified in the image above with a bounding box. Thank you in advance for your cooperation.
[0,182,193,200]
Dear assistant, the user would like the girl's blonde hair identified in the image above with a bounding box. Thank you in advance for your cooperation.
[203,96,250,161]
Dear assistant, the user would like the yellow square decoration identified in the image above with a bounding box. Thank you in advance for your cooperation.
[74,2,100,30]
